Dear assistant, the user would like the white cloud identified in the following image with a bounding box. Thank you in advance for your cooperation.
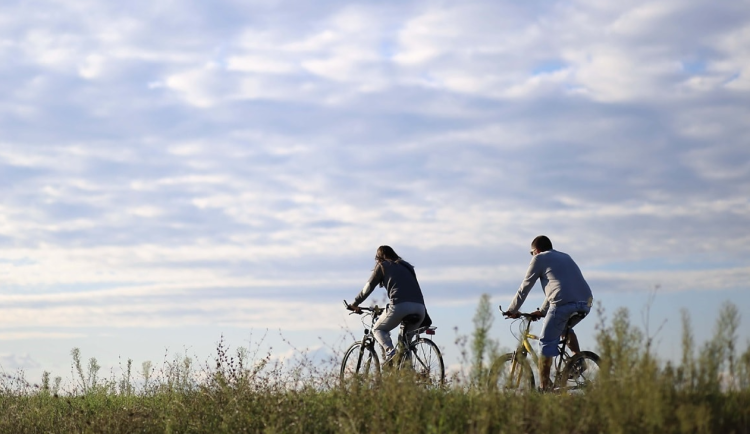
[684,147,750,181]
[0,291,347,331]
[608,2,675,36]
[78,53,106,79]
[22,30,81,70]
[0,353,41,371]
[226,55,295,74]
[165,66,225,108]
[0,332,85,341]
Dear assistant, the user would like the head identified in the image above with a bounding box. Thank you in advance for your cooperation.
[375,245,401,263]
[530,235,553,256]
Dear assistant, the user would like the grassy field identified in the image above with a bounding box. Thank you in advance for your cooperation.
[1,302,749,434]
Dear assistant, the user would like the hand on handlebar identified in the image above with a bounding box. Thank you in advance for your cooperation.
[500,305,544,321]
[343,300,362,314]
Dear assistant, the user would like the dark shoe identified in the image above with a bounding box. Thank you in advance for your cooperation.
[383,348,397,367]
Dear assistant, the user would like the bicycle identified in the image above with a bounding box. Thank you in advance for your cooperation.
[340,300,445,387]
[489,305,601,393]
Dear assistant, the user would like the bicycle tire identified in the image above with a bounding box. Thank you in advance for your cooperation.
[340,341,380,386]
[400,338,445,387]
[559,350,600,392]
[489,352,536,391]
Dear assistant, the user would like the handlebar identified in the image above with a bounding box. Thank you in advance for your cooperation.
[343,300,383,315]
[498,305,541,320]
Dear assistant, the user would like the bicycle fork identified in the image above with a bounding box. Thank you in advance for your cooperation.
[508,337,537,389]
[357,334,376,373]
[506,349,526,388]
[393,333,412,368]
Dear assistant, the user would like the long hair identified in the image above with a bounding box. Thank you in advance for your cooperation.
[375,245,401,263]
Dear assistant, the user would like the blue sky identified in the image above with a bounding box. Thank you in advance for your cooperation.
[1,0,749,383]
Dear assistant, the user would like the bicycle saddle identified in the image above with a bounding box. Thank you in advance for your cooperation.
[566,311,588,329]
[401,313,423,325]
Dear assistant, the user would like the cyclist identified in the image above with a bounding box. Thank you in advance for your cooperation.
[347,246,426,363]
[503,235,593,391]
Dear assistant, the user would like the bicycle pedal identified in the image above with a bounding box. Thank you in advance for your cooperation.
[567,359,587,379]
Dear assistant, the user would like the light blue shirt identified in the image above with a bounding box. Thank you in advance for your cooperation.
[507,249,592,315]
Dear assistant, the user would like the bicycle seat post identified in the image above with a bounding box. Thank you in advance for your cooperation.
[398,326,407,349]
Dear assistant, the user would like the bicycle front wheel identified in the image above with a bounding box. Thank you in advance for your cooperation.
[401,338,445,387]
[340,341,380,386]
[489,352,536,391]
[560,350,600,392]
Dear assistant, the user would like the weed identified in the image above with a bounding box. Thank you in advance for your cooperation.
[0,300,748,433]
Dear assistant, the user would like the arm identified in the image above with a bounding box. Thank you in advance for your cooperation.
[506,257,540,313]
[352,264,384,306]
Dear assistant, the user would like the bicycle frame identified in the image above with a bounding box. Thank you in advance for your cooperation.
[396,323,436,365]
[353,308,433,364]
[505,312,577,388]
[342,300,442,385]
[512,317,541,368]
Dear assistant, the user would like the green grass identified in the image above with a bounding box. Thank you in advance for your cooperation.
[1,302,749,433]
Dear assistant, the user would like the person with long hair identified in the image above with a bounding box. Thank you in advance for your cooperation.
[348,246,426,362]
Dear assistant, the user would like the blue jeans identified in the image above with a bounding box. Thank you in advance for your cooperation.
[539,300,591,358]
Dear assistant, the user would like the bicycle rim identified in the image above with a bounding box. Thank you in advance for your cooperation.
[401,338,445,387]
[559,351,600,393]
[340,341,380,387]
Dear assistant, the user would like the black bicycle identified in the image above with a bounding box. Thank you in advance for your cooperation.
[340,301,445,387]
[489,305,601,392]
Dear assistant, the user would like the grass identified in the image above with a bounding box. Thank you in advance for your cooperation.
[1,302,749,433]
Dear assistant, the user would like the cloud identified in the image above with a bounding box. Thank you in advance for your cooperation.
[0,332,85,341]
[0,353,41,371]
[0,0,748,349]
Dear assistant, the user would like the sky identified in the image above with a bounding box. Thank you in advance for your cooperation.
[1,0,749,385]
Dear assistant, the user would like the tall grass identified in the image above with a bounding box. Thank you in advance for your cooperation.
[1,302,749,433]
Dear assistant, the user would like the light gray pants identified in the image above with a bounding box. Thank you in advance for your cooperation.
[373,302,426,352]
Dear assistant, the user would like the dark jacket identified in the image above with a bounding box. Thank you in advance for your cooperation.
[354,259,425,306]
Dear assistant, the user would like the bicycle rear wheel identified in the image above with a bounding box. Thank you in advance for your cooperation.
[490,352,536,391]
[560,351,600,392]
[340,341,380,386]
[401,338,445,387]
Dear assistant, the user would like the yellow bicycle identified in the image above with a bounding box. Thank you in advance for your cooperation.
[490,306,601,392]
